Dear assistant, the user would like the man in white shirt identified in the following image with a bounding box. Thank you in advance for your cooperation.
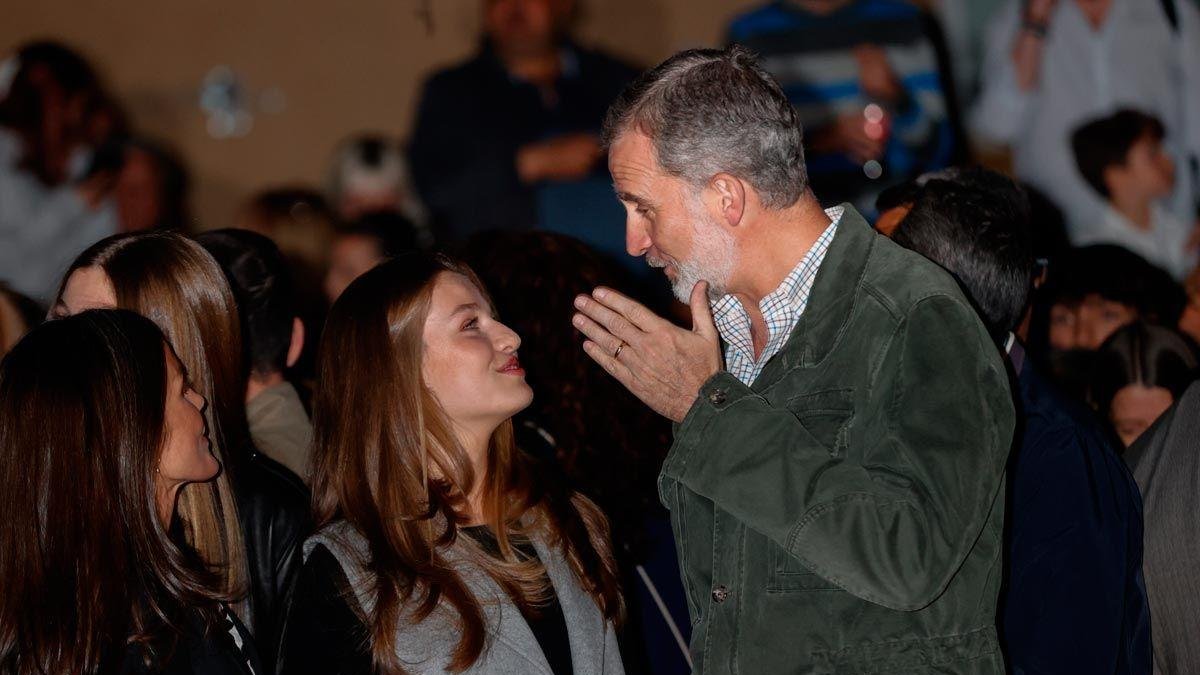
[972,0,1200,240]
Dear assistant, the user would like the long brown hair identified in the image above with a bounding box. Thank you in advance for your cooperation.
[55,232,249,604]
[0,310,229,674]
[311,253,623,673]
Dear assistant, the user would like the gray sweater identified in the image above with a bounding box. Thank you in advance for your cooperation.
[304,521,624,675]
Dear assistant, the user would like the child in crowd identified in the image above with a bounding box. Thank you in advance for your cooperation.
[1071,109,1198,281]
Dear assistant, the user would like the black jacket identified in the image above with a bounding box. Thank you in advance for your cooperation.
[408,40,637,241]
[120,606,260,675]
[1002,348,1151,673]
[233,452,311,674]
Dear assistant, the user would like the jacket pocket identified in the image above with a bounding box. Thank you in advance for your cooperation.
[766,541,841,592]
[785,389,854,457]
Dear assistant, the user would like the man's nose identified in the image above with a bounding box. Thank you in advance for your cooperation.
[626,219,651,257]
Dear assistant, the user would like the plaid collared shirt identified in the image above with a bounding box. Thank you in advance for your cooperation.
[712,206,842,385]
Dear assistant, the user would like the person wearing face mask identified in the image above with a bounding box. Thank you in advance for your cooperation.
[279,253,625,674]
[1090,320,1199,449]
[1037,244,1186,398]
[0,41,122,302]
[0,309,259,674]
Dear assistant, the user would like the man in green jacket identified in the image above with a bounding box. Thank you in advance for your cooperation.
[572,45,1015,673]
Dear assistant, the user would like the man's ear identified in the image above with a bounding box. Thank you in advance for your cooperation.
[710,173,747,229]
[286,317,304,369]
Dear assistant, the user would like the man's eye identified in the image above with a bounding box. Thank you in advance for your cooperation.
[462,317,479,330]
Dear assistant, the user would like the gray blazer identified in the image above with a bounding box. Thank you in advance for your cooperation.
[305,522,624,675]
[1125,381,1200,675]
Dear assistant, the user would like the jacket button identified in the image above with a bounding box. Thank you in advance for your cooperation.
[711,585,731,603]
[708,388,727,405]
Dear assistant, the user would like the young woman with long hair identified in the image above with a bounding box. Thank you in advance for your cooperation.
[53,231,310,669]
[0,310,259,674]
[280,253,624,674]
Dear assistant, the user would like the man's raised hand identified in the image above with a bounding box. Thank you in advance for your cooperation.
[573,281,722,423]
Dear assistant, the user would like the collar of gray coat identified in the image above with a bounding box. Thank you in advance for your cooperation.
[304,521,615,675]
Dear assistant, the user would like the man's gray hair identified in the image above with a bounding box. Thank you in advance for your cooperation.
[602,45,807,209]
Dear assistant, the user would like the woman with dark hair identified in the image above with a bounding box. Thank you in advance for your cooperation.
[0,309,258,674]
[52,231,309,670]
[280,253,624,674]
[1091,321,1200,448]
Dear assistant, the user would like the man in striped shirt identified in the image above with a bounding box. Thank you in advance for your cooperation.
[727,0,957,217]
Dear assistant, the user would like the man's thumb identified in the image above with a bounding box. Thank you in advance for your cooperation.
[690,281,716,338]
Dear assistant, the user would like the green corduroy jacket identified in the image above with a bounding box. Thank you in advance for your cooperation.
[661,206,1015,674]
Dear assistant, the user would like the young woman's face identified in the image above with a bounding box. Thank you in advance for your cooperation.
[324,235,384,303]
[1109,383,1173,448]
[421,272,532,430]
[158,346,218,495]
[1117,135,1175,200]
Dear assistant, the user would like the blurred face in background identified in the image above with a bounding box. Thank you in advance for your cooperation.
[1107,134,1175,201]
[1109,383,1173,448]
[1049,294,1138,351]
[115,148,163,232]
[324,234,385,303]
[485,0,569,57]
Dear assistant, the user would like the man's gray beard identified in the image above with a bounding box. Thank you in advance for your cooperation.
[653,211,736,303]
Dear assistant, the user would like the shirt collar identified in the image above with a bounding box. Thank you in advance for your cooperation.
[711,205,843,347]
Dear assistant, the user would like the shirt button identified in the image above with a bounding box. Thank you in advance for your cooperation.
[708,388,727,405]
[711,585,731,603]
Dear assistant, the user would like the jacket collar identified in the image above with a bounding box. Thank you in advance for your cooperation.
[758,203,877,380]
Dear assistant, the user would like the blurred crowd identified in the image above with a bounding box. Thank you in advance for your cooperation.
[1,0,1199,674]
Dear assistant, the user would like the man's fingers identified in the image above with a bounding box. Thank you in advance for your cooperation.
[574,293,644,343]
[582,340,637,388]
[590,287,665,331]
[572,312,625,357]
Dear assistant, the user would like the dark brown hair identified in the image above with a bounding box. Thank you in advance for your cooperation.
[311,252,623,673]
[1091,321,1199,417]
[55,232,249,604]
[0,310,227,674]
[1071,108,1166,199]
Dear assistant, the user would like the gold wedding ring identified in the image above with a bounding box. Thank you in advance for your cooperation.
[613,340,625,358]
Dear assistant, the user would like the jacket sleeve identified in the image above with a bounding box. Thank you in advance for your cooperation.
[662,294,1013,611]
